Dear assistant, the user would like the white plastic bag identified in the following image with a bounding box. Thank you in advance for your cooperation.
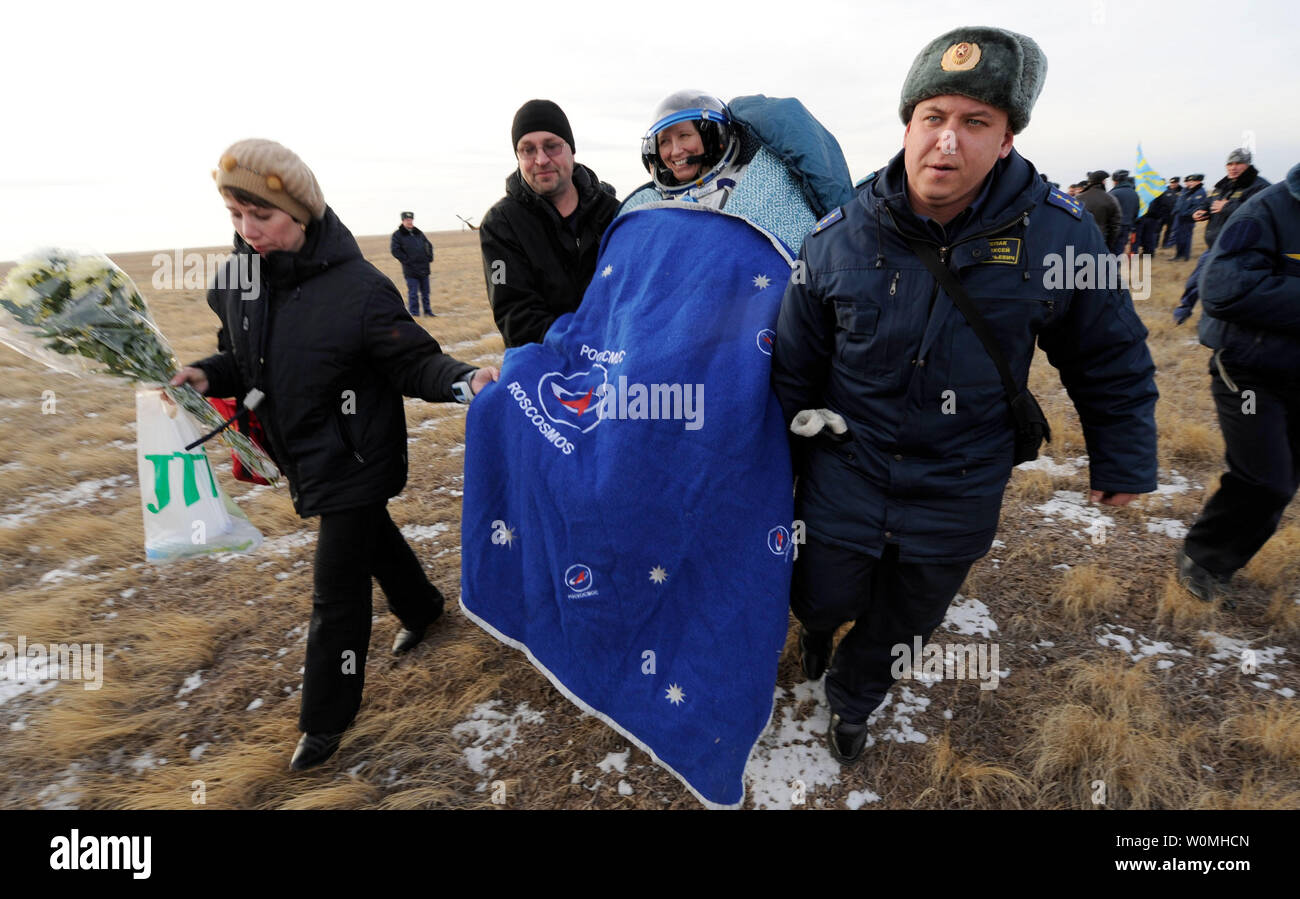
[136,386,262,561]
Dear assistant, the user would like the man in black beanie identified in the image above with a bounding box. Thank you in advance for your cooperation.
[479,99,620,347]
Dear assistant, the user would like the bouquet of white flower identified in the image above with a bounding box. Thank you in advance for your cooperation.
[0,249,279,485]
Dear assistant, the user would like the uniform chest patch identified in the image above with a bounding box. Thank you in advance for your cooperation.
[981,238,1022,264]
[1046,188,1083,219]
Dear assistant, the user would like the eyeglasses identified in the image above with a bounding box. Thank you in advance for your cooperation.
[516,139,568,161]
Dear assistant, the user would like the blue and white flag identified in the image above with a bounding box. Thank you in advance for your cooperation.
[461,205,795,808]
[1134,143,1166,217]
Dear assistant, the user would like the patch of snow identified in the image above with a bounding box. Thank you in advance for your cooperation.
[1154,473,1192,495]
[845,789,881,809]
[746,682,841,809]
[401,523,450,542]
[617,780,634,796]
[38,555,101,585]
[451,700,545,787]
[176,671,204,698]
[598,750,630,775]
[1034,491,1114,542]
[0,475,133,528]
[940,595,998,638]
[1015,456,1083,478]
[246,698,263,711]
[1146,518,1189,539]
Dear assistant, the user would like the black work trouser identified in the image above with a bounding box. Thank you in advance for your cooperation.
[1183,365,1300,578]
[298,503,444,733]
[791,536,973,724]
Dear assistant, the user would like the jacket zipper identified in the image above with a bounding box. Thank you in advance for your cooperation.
[335,410,365,464]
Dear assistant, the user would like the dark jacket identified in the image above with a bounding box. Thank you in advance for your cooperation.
[1197,163,1300,377]
[390,225,434,278]
[771,149,1158,562]
[1173,183,1206,220]
[1109,179,1140,230]
[1202,165,1271,249]
[479,163,620,348]
[1078,182,1122,248]
[195,207,474,517]
[1144,187,1177,222]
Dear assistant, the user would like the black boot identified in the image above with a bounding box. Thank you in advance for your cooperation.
[290,732,343,770]
[1176,547,1234,608]
[798,627,833,681]
[393,601,444,655]
[827,713,869,763]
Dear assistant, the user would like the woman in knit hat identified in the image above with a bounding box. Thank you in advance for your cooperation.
[172,138,498,771]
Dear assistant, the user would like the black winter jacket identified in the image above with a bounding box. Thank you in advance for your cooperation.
[1198,163,1300,377]
[1109,180,1140,230]
[1078,183,1122,247]
[1203,166,1270,249]
[479,163,619,347]
[195,207,474,517]
[390,225,434,278]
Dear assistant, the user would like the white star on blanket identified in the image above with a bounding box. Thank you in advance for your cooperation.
[649,566,668,584]
[752,274,770,289]
[665,684,686,706]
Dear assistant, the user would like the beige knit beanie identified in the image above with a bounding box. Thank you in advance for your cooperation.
[212,139,326,223]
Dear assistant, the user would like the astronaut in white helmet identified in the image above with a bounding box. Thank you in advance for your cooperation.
[639,90,750,209]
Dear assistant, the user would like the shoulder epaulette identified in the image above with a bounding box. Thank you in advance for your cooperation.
[1046,188,1083,219]
[812,207,844,234]
[854,171,878,189]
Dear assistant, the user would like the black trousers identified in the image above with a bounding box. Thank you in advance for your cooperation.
[791,536,973,724]
[1183,366,1300,578]
[298,503,444,733]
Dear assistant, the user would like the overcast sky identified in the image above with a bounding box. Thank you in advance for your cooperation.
[1,0,1295,260]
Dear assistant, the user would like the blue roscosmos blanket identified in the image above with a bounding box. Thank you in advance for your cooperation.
[461,205,795,808]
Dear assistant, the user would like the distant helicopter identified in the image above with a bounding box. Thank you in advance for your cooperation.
[456,215,478,231]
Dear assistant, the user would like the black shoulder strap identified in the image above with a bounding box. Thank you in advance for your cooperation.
[901,233,1020,404]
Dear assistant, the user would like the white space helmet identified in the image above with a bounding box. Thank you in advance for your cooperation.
[640,90,737,192]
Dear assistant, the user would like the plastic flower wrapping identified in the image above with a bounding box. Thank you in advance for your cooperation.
[0,250,280,485]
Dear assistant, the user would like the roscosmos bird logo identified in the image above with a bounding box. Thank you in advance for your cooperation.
[538,365,610,434]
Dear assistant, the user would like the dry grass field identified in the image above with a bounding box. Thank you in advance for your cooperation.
[1,224,1296,811]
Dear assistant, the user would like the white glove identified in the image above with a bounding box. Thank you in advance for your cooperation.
[790,408,847,438]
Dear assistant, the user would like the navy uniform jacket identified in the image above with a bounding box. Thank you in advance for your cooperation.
[1174,184,1206,219]
[1197,162,1300,378]
[772,149,1159,562]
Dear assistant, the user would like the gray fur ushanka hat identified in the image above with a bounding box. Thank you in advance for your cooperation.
[899,26,1047,134]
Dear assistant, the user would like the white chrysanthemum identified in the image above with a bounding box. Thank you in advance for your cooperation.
[65,254,117,285]
[1,256,53,290]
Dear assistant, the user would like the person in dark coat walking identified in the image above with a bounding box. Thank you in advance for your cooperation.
[1193,148,1271,250]
[390,212,435,316]
[171,139,499,771]
[1139,179,1176,255]
[1109,169,1140,254]
[1078,170,1123,251]
[1159,176,1181,247]
[1177,162,1300,606]
[1173,154,1271,324]
[479,99,620,348]
[771,27,1158,763]
[1171,174,1207,260]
